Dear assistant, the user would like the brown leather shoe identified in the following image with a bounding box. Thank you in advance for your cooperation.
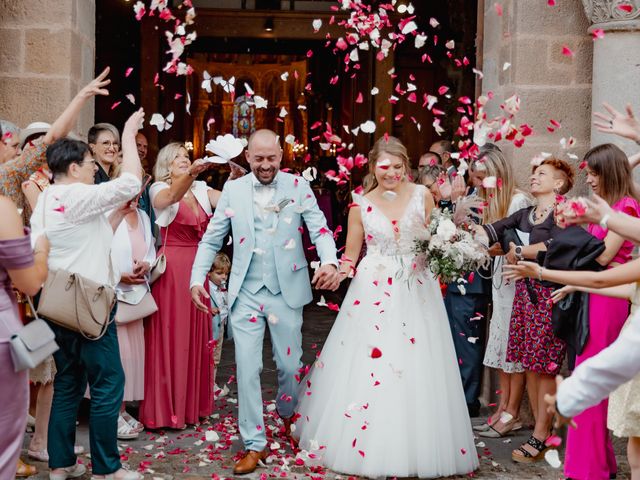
[282,416,299,449]
[233,450,267,475]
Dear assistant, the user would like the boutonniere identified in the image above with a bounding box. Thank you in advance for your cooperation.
[265,197,293,214]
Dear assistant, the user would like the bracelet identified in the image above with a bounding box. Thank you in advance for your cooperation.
[599,213,611,229]
[538,266,544,282]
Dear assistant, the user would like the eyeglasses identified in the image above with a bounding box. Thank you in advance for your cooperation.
[98,141,119,149]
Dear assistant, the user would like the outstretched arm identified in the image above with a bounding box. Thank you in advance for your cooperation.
[504,256,640,288]
[43,67,111,145]
[564,195,640,244]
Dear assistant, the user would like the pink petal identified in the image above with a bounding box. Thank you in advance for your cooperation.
[561,45,574,57]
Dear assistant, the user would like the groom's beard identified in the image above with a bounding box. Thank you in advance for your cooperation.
[254,168,277,185]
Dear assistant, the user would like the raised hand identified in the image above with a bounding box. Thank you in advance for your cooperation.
[78,67,111,100]
[593,102,640,143]
[123,108,145,138]
[564,194,613,226]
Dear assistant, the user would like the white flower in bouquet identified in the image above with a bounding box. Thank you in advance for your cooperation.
[436,218,457,242]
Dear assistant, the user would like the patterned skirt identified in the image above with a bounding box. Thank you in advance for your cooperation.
[506,279,566,375]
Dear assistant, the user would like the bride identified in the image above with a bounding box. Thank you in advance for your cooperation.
[294,137,479,478]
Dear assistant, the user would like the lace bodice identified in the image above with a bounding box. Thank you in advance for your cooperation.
[353,185,426,257]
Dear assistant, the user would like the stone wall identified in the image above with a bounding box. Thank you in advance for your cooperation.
[481,0,592,191]
[0,0,95,135]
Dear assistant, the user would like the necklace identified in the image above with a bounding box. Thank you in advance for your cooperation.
[530,203,555,223]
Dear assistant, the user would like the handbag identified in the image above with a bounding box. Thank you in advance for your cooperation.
[150,224,169,284]
[115,285,158,324]
[9,297,59,372]
[35,189,116,340]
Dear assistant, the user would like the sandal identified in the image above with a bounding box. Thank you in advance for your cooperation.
[16,458,37,478]
[117,414,140,440]
[479,416,521,438]
[511,435,551,463]
[121,411,144,433]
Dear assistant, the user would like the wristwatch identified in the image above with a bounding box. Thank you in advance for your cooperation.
[514,246,524,261]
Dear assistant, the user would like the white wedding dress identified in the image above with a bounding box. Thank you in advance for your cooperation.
[294,185,478,478]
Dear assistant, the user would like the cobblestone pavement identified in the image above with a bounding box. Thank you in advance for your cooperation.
[23,294,630,479]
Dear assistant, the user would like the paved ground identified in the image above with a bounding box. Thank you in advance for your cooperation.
[22,289,631,479]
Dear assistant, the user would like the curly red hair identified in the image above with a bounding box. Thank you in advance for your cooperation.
[532,157,575,195]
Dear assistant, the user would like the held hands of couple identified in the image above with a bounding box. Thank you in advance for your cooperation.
[311,264,341,291]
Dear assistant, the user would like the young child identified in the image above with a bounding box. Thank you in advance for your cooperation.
[208,253,230,394]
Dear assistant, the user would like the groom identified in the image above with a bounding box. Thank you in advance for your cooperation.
[190,129,340,474]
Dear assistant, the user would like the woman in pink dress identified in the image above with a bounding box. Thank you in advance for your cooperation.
[112,199,156,438]
[564,143,640,480]
[140,143,222,429]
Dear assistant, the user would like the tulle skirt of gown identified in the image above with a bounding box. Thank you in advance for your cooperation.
[294,253,479,479]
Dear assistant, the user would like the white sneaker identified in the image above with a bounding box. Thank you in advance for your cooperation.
[91,467,144,479]
[49,462,87,480]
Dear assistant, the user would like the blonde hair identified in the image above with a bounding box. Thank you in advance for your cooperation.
[475,149,523,223]
[363,136,410,193]
[153,142,187,183]
[212,252,231,273]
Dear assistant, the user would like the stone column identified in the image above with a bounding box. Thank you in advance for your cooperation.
[582,1,640,154]
[0,0,95,135]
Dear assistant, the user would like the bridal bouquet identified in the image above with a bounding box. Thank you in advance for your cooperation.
[412,198,490,285]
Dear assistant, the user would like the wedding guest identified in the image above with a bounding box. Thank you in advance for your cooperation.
[0,120,21,163]
[417,151,442,169]
[0,191,49,479]
[141,142,221,429]
[30,109,145,480]
[208,253,230,388]
[135,132,149,170]
[111,186,156,440]
[88,122,120,184]
[19,122,50,150]
[429,139,456,176]
[470,147,531,438]
[474,157,574,462]
[562,143,640,480]
[417,164,466,208]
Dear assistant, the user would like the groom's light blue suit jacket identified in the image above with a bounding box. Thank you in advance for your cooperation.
[191,172,338,311]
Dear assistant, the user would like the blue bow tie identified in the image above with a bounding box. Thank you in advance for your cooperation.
[253,180,277,189]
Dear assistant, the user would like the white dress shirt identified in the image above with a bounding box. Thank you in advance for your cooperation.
[556,308,640,418]
[30,173,141,286]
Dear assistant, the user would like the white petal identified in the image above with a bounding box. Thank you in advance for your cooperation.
[360,120,376,133]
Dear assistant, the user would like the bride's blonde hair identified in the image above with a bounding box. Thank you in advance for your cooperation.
[363,136,410,193]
